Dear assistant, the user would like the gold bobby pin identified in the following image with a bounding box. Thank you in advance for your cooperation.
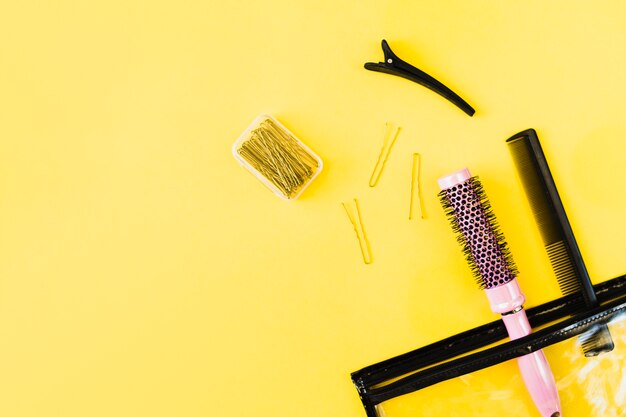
[342,198,373,264]
[409,152,425,220]
[369,122,402,187]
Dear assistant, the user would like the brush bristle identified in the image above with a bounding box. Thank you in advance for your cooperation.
[439,176,518,290]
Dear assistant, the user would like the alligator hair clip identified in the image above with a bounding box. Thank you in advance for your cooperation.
[364,39,475,117]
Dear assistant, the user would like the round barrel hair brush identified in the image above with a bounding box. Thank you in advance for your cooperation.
[438,168,562,417]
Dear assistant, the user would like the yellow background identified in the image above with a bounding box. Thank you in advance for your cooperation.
[1,1,625,416]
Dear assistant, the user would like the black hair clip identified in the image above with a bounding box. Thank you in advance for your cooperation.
[364,40,475,117]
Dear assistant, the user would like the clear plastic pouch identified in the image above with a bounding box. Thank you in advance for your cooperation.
[352,276,626,417]
[376,314,626,417]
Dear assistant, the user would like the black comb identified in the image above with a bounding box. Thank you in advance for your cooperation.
[506,128,614,356]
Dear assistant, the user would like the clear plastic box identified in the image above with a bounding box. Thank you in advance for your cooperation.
[232,114,323,200]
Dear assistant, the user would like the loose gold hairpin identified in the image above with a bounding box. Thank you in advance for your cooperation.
[409,152,425,220]
[342,198,373,264]
[369,123,402,187]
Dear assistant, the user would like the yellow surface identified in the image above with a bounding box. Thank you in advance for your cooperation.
[0,1,625,416]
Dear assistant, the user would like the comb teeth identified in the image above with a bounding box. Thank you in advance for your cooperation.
[545,241,580,295]
[439,176,518,290]
[507,140,562,243]
[579,325,615,357]
[506,134,587,297]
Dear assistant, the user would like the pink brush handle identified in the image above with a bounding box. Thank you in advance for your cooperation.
[502,310,562,417]
[487,281,561,417]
